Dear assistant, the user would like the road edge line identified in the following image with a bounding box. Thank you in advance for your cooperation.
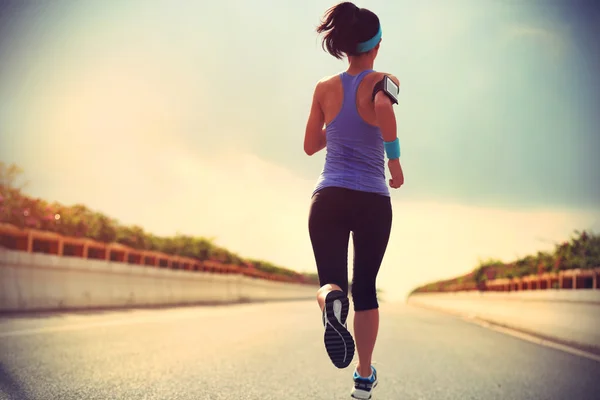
[407,300,600,364]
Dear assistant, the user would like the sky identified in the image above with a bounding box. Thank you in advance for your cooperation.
[0,0,599,301]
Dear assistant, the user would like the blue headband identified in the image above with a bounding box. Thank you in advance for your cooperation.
[356,25,382,53]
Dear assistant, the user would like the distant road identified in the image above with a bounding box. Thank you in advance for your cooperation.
[1,301,599,399]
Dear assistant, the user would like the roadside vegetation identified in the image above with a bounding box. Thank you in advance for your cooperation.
[411,229,599,294]
[0,162,319,284]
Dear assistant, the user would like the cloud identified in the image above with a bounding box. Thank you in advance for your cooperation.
[504,24,567,59]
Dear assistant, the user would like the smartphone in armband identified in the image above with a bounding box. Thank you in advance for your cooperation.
[372,75,399,105]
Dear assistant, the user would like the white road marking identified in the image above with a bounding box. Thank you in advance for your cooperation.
[0,308,219,338]
[475,320,600,363]
[408,300,600,364]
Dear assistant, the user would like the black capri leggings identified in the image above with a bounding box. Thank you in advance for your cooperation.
[308,186,392,312]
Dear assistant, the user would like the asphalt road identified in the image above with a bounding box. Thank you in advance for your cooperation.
[0,301,599,400]
[408,294,600,354]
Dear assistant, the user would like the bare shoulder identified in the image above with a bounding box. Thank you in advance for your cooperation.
[372,71,400,86]
[318,74,340,84]
[359,72,400,94]
[316,74,341,90]
[312,74,341,102]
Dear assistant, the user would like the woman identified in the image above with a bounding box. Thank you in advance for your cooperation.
[304,2,404,399]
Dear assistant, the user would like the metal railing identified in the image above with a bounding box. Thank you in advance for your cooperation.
[0,222,313,285]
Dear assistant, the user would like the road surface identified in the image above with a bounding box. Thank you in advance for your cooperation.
[1,300,599,399]
[408,293,600,354]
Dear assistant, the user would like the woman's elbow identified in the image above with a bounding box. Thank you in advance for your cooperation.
[304,142,315,156]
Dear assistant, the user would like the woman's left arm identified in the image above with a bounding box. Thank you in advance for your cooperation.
[304,82,326,156]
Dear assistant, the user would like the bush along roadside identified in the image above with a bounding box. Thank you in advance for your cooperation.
[410,230,600,294]
[0,162,319,285]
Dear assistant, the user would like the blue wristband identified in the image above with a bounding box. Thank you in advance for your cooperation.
[384,138,400,159]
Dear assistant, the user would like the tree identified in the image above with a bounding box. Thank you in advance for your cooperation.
[534,251,554,274]
[86,212,118,243]
[116,225,149,249]
[0,162,28,192]
[0,162,29,227]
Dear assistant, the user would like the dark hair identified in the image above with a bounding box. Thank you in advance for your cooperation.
[316,2,380,60]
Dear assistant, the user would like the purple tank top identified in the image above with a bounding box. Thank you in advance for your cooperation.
[313,70,390,197]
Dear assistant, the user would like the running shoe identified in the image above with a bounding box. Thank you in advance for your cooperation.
[322,290,355,368]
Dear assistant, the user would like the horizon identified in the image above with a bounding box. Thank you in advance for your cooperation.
[1,0,599,301]
[8,163,598,274]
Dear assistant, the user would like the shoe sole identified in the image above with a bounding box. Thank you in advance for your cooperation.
[323,291,355,369]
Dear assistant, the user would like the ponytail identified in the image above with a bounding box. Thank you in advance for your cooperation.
[317,2,359,59]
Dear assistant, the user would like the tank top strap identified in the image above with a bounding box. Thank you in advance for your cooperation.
[339,69,375,117]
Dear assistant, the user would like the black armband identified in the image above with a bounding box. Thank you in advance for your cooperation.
[372,75,399,105]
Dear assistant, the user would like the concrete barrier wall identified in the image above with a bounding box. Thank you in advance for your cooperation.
[407,291,600,354]
[0,249,317,312]
[409,289,600,304]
